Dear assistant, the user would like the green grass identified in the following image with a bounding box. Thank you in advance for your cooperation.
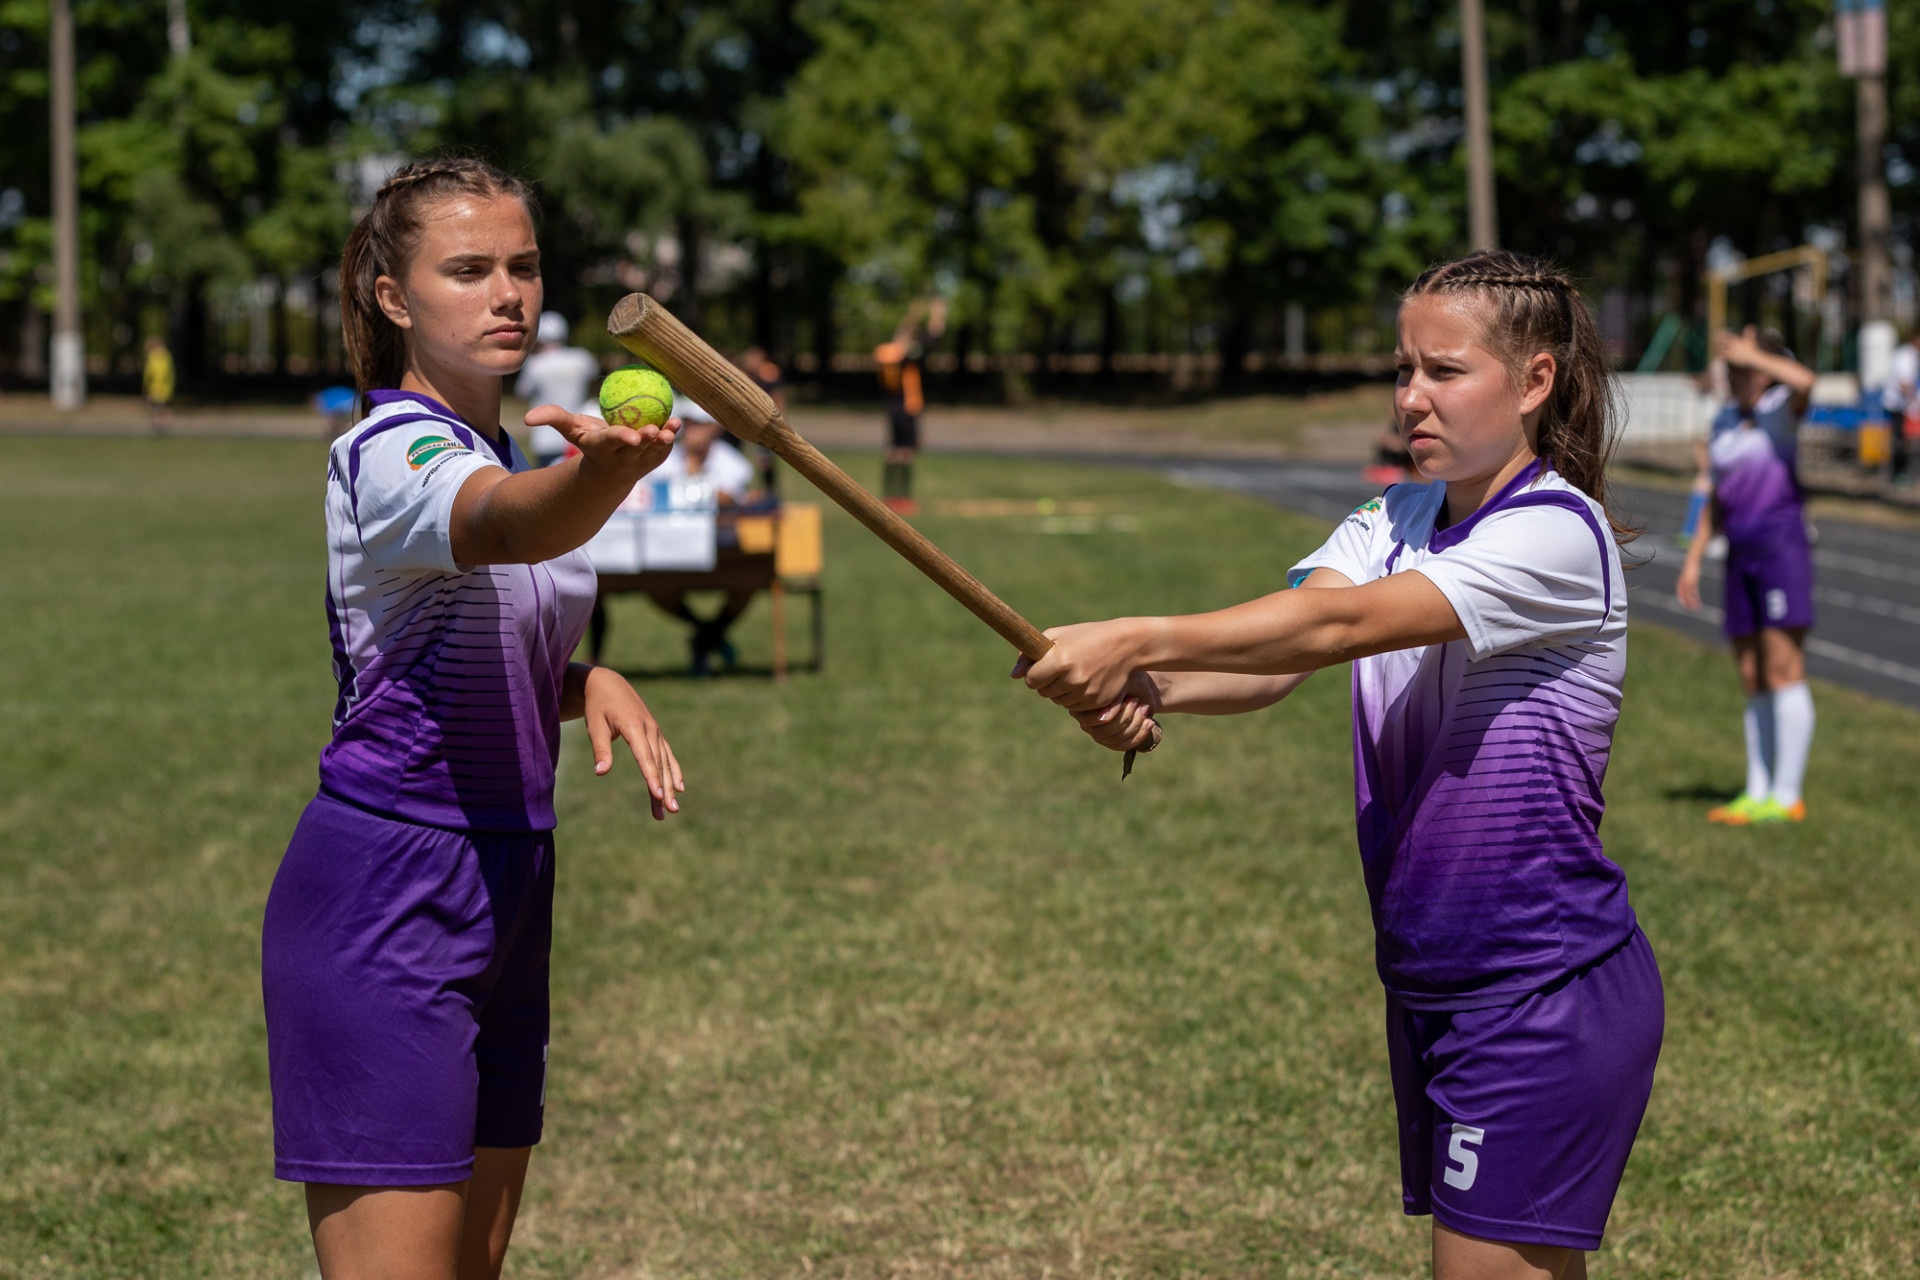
[0,439,1915,1278]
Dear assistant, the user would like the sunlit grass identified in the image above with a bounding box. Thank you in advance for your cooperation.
[0,438,1913,1278]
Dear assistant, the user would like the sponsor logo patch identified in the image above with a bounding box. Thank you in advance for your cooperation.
[1343,494,1385,529]
[407,435,468,470]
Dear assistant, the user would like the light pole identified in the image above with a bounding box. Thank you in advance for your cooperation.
[1461,0,1497,251]
[49,0,84,409]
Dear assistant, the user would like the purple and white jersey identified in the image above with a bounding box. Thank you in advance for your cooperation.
[1289,460,1635,1009]
[318,391,597,832]
[1708,383,1803,546]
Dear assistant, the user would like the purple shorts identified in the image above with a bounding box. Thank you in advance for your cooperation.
[1722,530,1815,637]
[262,792,554,1185]
[1387,928,1663,1251]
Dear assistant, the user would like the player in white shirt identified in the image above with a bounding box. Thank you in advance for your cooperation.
[1885,329,1918,484]
[517,311,601,465]
[650,398,757,499]
[1019,252,1660,1280]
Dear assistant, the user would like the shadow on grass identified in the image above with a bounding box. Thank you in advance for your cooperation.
[1662,783,1743,803]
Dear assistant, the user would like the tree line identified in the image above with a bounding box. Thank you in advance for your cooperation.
[0,0,1914,392]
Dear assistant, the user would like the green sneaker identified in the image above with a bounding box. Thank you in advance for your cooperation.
[1746,798,1806,824]
[1706,795,1764,825]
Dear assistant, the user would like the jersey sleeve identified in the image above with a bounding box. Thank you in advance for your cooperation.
[1412,501,1615,659]
[1288,493,1389,587]
[342,423,504,574]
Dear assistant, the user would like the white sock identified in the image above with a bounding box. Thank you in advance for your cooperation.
[1742,693,1775,801]
[1769,682,1815,808]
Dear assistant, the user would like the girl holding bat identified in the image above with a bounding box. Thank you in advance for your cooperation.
[261,157,686,1280]
[1021,251,1660,1280]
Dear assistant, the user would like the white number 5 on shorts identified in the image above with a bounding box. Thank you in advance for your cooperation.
[1442,1123,1485,1190]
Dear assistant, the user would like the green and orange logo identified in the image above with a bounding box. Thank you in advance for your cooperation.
[407,435,467,470]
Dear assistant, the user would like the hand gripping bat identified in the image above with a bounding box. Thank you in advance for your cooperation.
[606,293,1162,777]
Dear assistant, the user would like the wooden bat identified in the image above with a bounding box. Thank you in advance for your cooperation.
[606,292,1161,777]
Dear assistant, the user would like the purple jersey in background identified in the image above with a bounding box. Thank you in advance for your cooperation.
[1291,461,1635,1009]
[1708,383,1804,546]
[318,391,597,832]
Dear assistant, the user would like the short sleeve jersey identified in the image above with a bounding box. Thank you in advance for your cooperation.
[1288,459,1635,1010]
[318,391,597,832]
[1708,383,1803,546]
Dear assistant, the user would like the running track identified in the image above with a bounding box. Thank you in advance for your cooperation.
[1146,459,1920,712]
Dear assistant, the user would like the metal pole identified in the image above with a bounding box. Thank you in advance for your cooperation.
[49,0,84,410]
[1461,0,1497,251]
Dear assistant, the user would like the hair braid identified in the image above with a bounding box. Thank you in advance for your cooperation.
[1405,249,1635,545]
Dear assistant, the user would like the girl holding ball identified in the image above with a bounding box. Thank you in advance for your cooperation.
[1020,251,1661,1280]
[261,157,686,1279]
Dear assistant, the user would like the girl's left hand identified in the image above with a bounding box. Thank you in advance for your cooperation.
[1071,672,1162,752]
[582,665,684,820]
[1012,619,1145,713]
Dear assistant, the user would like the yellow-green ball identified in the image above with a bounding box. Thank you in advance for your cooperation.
[599,365,674,428]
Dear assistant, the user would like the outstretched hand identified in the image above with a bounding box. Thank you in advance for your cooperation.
[526,404,680,483]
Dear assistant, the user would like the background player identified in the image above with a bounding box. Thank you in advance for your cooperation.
[737,345,785,495]
[261,157,686,1280]
[141,334,175,433]
[1676,326,1818,825]
[516,310,601,466]
[1018,251,1661,1280]
[873,296,946,513]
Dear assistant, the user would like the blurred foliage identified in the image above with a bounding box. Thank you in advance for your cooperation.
[0,0,1914,381]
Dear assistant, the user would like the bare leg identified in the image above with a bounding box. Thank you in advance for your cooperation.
[1433,1221,1582,1280]
[1731,633,1764,695]
[1759,626,1807,688]
[306,1147,531,1280]
[308,1182,465,1280]
[458,1147,532,1280]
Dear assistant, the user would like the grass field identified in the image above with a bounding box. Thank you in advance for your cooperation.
[1,438,1915,1279]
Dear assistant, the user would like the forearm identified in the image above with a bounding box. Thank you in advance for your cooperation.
[1747,351,1817,397]
[453,454,637,565]
[1682,496,1716,574]
[1150,669,1311,715]
[1129,574,1463,676]
[560,661,594,721]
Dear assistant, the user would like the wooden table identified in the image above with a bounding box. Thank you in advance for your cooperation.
[594,507,823,678]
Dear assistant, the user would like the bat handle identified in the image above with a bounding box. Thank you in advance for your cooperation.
[1121,720,1164,781]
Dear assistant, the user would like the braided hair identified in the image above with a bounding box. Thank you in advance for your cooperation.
[1405,250,1633,543]
[338,157,538,396]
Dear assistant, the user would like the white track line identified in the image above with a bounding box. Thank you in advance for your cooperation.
[1812,548,1920,587]
[1803,639,1920,686]
[1634,589,1920,687]
[1815,585,1920,627]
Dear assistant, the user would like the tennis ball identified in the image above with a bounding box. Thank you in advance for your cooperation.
[599,365,674,429]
